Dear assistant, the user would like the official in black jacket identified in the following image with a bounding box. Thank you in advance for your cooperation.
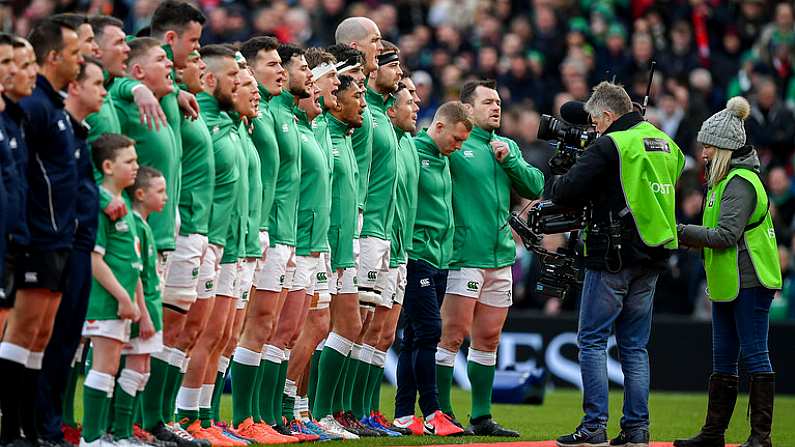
[0,18,83,445]
[551,82,684,447]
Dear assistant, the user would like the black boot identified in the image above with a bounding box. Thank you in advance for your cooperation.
[740,372,775,447]
[673,373,738,447]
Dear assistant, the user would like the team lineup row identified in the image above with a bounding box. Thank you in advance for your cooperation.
[0,3,547,447]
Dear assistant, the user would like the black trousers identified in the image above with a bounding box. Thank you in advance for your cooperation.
[37,249,92,441]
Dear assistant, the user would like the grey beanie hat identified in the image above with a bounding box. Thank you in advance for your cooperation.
[696,96,751,150]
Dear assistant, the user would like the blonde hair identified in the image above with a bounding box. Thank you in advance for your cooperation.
[707,148,733,187]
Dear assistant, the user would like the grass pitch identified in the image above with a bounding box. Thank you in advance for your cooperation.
[73,384,794,445]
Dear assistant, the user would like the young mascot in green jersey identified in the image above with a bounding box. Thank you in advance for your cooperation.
[80,134,142,447]
[436,80,544,437]
[121,167,167,445]
[174,45,242,444]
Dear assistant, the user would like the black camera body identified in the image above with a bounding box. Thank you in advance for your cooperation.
[509,201,589,300]
[537,114,597,175]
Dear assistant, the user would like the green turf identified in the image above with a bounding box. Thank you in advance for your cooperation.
[73,382,794,445]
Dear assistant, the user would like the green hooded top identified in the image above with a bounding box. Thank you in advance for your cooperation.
[219,114,247,265]
[177,85,214,237]
[360,86,399,240]
[351,95,374,212]
[409,130,454,270]
[88,72,123,207]
[268,89,302,246]
[327,113,359,269]
[110,81,179,251]
[250,84,280,231]
[449,127,544,269]
[389,127,420,267]
[238,118,263,258]
[198,92,240,249]
[295,108,332,255]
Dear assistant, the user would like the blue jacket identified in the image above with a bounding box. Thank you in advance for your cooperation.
[0,116,8,294]
[71,115,98,252]
[19,75,79,251]
[2,97,30,246]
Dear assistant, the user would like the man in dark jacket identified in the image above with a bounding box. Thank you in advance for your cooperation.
[37,57,104,446]
[0,17,83,445]
[550,82,684,447]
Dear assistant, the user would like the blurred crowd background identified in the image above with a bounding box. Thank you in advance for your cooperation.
[3,0,795,320]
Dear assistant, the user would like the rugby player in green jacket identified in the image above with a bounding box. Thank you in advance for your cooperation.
[436,80,544,437]
[358,76,419,432]
[283,48,340,433]
[312,74,367,440]
[172,45,240,440]
[231,36,292,442]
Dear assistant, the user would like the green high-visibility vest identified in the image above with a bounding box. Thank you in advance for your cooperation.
[608,121,685,249]
[703,168,782,301]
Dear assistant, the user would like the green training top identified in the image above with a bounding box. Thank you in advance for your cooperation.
[177,90,214,236]
[240,119,263,258]
[219,117,246,265]
[111,81,180,251]
[449,126,545,269]
[199,92,240,249]
[360,86,399,240]
[328,113,359,269]
[409,130,455,270]
[86,188,142,321]
[131,210,162,334]
[268,90,302,246]
[296,108,332,255]
[88,73,123,207]
[351,98,374,211]
[251,85,280,231]
[389,128,419,267]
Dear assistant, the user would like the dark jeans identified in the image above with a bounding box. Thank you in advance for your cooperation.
[395,259,447,419]
[37,250,92,441]
[712,287,774,375]
[577,267,659,432]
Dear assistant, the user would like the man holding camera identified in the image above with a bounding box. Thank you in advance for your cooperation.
[551,82,684,447]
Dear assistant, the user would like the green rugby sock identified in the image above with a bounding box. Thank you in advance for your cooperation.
[231,348,260,427]
[312,333,352,418]
[272,350,289,424]
[82,370,114,442]
[307,346,322,411]
[142,354,168,430]
[467,349,497,421]
[259,345,283,425]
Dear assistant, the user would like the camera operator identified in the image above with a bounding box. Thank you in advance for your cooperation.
[550,82,685,447]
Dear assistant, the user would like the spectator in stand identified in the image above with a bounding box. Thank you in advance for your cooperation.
[661,20,700,80]
[745,77,795,167]
[755,2,795,66]
[658,93,697,156]
[767,166,795,237]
